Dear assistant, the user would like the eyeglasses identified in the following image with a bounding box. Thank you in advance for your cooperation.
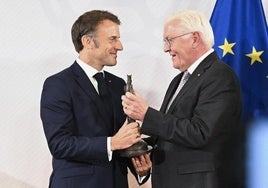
[163,32,193,47]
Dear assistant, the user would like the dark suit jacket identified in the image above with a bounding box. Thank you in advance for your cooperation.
[142,52,242,188]
[40,62,140,188]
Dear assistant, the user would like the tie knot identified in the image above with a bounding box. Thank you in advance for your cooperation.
[93,72,104,81]
[182,71,190,82]
[93,72,108,97]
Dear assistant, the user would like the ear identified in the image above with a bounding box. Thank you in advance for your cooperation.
[81,35,94,50]
[192,31,201,48]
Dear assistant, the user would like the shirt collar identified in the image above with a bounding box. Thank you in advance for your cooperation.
[187,49,214,74]
[76,57,104,79]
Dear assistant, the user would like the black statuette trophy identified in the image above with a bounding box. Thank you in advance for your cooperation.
[125,75,135,123]
[119,75,152,158]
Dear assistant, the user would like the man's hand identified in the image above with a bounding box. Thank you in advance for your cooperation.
[121,91,149,121]
[132,153,152,176]
[111,120,141,151]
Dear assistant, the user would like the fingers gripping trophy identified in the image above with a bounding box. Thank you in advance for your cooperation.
[119,75,152,158]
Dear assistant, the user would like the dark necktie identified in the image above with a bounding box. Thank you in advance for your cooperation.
[93,72,114,134]
[94,72,108,97]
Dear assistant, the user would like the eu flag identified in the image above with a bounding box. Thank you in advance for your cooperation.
[210,0,268,122]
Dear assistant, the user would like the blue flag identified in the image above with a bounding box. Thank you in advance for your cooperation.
[210,0,268,121]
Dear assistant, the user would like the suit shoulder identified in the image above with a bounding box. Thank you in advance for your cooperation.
[213,59,238,77]
[44,64,74,83]
[48,66,72,78]
[202,51,236,75]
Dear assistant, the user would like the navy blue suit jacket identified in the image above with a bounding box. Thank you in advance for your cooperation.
[41,62,137,188]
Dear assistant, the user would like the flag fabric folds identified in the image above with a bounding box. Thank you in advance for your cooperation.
[210,0,268,121]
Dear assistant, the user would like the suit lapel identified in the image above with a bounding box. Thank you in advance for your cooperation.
[104,71,125,134]
[160,73,183,112]
[71,62,112,133]
[166,52,217,113]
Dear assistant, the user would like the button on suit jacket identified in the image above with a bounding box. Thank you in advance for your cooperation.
[41,62,140,188]
[142,52,242,188]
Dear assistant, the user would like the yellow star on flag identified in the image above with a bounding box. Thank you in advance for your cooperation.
[219,38,236,57]
[246,46,264,65]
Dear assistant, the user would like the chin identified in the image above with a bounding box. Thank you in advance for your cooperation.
[172,62,179,68]
[107,62,117,67]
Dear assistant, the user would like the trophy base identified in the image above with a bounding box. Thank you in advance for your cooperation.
[119,140,153,158]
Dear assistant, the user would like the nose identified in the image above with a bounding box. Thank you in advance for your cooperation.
[116,40,123,51]
[163,43,170,53]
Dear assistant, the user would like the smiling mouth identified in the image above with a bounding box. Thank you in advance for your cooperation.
[111,53,117,58]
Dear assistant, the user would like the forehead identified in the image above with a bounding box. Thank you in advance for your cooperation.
[95,20,120,37]
[163,20,181,36]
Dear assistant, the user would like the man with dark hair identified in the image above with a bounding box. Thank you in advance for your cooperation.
[40,10,150,188]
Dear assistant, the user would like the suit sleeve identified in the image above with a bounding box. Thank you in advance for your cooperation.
[40,76,108,163]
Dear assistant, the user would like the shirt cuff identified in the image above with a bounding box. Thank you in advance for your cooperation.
[138,174,146,183]
[107,137,113,161]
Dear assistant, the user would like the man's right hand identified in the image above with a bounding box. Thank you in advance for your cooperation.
[132,153,152,177]
[111,120,141,151]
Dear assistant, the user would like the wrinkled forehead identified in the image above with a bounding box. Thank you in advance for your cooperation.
[163,20,184,37]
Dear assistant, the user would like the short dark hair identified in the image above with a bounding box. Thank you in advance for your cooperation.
[71,10,121,53]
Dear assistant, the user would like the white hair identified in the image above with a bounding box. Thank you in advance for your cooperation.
[165,10,214,48]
